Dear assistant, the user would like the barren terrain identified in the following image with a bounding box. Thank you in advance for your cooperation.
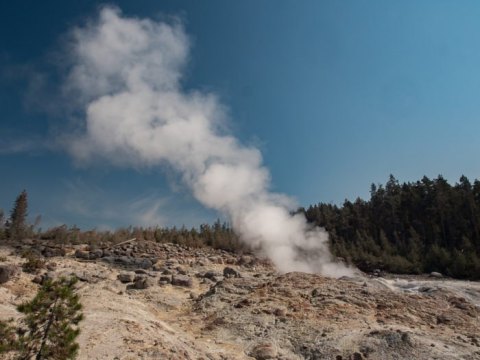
[1,241,479,360]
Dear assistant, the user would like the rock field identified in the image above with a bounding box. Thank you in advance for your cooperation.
[0,239,479,360]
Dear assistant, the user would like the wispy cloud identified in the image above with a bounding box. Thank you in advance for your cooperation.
[61,179,169,228]
[0,137,50,155]
[128,196,168,227]
[0,62,64,155]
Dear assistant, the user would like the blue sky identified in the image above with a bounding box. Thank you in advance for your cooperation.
[1,1,479,230]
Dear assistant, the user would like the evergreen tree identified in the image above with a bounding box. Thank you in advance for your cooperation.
[304,175,480,279]
[8,190,29,240]
[17,277,83,360]
[0,209,5,240]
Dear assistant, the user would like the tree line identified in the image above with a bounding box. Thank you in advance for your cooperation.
[37,220,246,253]
[301,175,480,279]
[2,175,480,279]
[0,192,245,253]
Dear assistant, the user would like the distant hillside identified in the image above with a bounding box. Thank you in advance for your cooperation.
[302,175,480,279]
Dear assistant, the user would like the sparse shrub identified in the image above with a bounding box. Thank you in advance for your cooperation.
[21,252,46,274]
[0,318,17,353]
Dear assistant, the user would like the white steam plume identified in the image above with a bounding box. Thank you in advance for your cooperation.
[63,6,352,277]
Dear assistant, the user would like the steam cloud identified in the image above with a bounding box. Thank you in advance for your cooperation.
[64,6,352,277]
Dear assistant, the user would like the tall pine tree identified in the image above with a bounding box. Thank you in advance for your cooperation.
[8,190,28,241]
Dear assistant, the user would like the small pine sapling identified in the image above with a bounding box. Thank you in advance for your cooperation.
[17,277,83,360]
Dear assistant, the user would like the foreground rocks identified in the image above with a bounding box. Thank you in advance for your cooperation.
[1,241,479,359]
[0,264,18,284]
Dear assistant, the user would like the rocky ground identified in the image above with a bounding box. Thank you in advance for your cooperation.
[0,240,479,360]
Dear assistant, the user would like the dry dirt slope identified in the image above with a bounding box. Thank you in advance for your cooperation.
[0,241,479,360]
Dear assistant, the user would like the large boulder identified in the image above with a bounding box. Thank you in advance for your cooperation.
[32,274,44,284]
[74,250,90,260]
[176,266,187,275]
[203,270,222,282]
[223,266,241,278]
[165,259,179,268]
[237,255,255,267]
[172,275,193,288]
[159,275,172,285]
[249,343,277,360]
[115,256,136,267]
[137,258,153,269]
[130,275,154,289]
[117,272,135,283]
[0,265,18,284]
[43,247,66,258]
[89,249,104,259]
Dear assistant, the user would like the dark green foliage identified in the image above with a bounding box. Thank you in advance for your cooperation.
[0,319,17,353]
[0,209,6,241]
[8,190,29,241]
[16,277,83,360]
[303,175,480,279]
[0,278,83,359]
[21,251,46,274]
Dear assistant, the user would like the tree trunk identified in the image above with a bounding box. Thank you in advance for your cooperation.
[36,299,57,360]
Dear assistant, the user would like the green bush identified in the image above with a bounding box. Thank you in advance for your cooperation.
[0,319,17,353]
[21,252,46,274]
